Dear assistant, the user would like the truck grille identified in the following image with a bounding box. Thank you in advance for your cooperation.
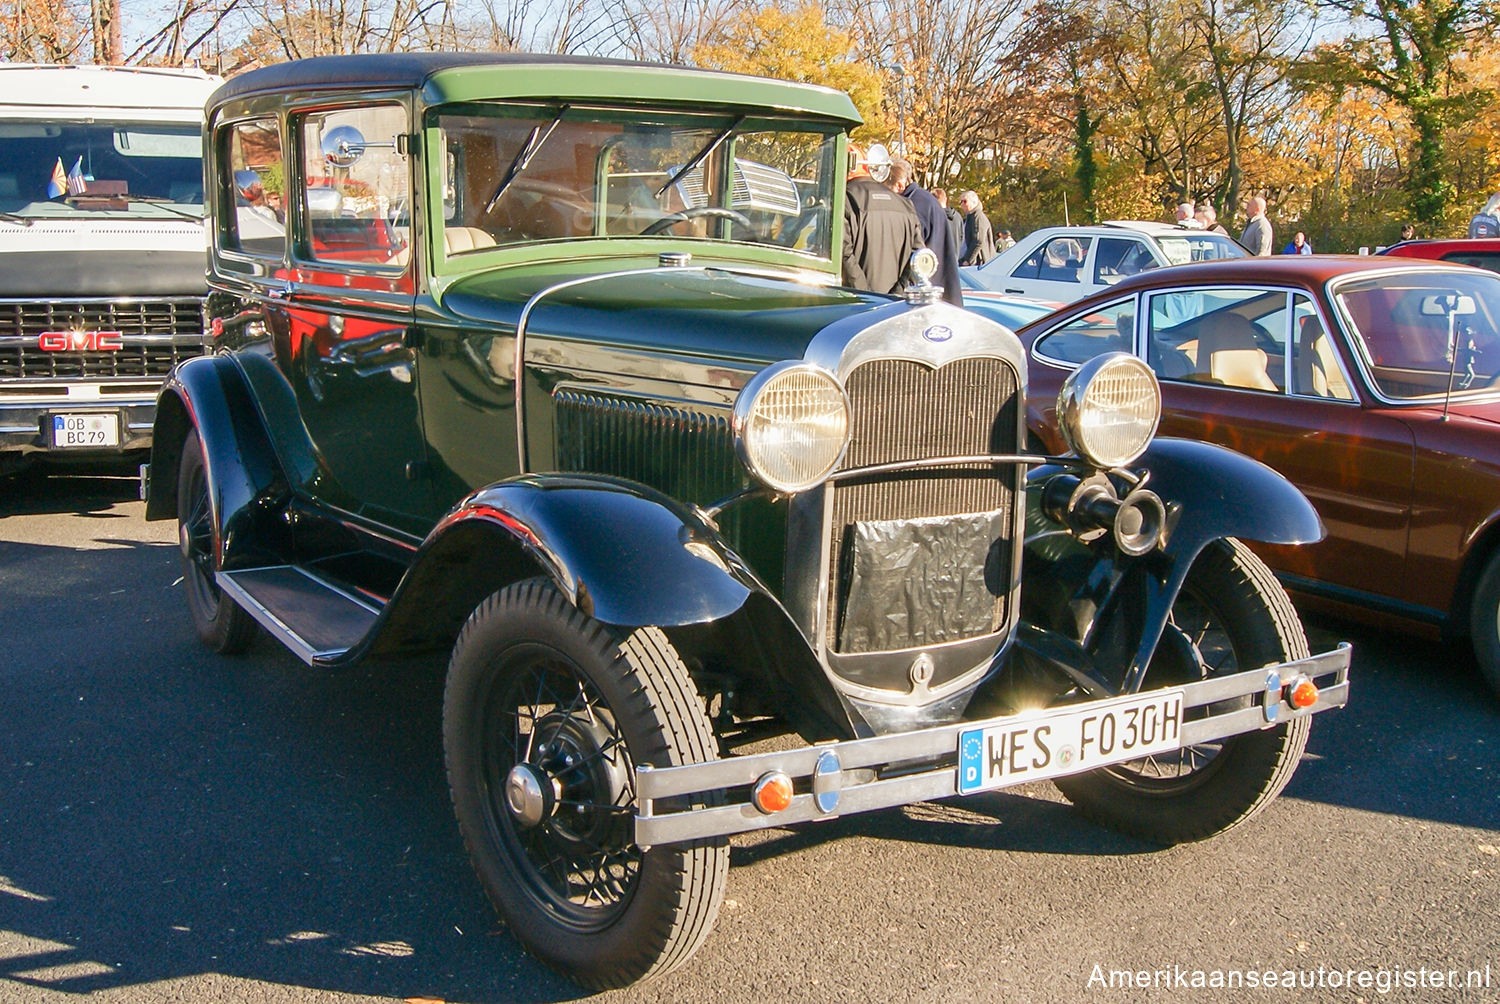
[829,356,1020,652]
[0,298,207,381]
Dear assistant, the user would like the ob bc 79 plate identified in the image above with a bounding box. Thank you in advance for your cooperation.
[52,413,119,448]
[957,688,1185,794]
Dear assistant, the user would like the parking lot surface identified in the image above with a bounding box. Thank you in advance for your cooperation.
[1,471,1496,1003]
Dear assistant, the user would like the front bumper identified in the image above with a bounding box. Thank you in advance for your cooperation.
[0,397,157,455]
[635,644,1351,847]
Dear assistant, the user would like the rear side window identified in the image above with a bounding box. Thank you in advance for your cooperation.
[1441,251,1500,274]
[1033,298,1134,365]
[1094,238,1156,285]
[221,117,285,259]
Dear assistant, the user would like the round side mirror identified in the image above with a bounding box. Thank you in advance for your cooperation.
[322,125,366,168]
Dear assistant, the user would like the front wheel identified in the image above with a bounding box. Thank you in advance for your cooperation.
[1054,538,1311,844]
[443,580,727,989]
[1467,554,1500,700]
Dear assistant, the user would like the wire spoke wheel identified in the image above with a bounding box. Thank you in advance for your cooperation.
[444,580,727,989]
[1054,538,1312,844]
[175,429,256,653]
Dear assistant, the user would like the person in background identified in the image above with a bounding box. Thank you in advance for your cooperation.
[1175,202,1203,228]
[958,190,996,266]
[1195,203,1229,235]
[842,143,923,294]
[889,157,961,305]
[1240,195,1273,255]
[1399,222,1416,242]
[997,228,1015,250]
[934,187,963,256]
[1469,193,1500,238]
[1280,230,1312,255]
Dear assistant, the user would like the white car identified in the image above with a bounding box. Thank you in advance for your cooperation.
[965,221,1247,303]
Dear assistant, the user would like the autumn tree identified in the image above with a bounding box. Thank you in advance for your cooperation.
[1298,0,1499,226]
[2,0,89,62]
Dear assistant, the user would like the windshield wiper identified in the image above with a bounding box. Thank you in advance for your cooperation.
[485,104,570,214]
[0,209,34,227]
[656,116,745,199]
[122,195,205,222]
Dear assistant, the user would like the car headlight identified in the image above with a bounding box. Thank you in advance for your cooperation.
[733,361,851,493]
[1057,352,1161,468]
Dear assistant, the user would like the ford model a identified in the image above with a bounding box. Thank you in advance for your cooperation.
[147,54,1351,988]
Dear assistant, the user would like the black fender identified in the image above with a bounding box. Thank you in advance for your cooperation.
[146,353,292,570]
[1018,437,1322,696]
[369,474,856,741]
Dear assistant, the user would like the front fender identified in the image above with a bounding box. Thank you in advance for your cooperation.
[1021,438,1321,695]
[371,474,857,741]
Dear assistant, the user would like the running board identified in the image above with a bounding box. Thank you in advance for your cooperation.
[217,565,381,664]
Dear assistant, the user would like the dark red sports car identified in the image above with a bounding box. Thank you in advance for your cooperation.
[1017,255,1500,698]
[1379,238,1500,273]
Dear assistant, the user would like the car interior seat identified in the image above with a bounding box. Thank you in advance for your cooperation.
[1196,312,1277,391]
[387,225,496,267]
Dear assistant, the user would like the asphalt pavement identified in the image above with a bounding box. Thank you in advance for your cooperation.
[1,469,1496,1003]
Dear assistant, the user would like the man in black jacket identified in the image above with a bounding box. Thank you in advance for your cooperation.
[959,190,997,266]
[891,158,961,304]
[842,144,922,294]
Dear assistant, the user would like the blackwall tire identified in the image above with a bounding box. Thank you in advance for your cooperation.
[1468,555,1500,701]
[443,580,727,989]
[176,429,257,654]
[1054,538,1311,844]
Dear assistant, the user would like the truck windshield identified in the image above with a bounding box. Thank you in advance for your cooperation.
[0,121,203,216]
[435,104,839,260]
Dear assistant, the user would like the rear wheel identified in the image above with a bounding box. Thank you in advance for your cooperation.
[443,580,727,989]
[1054,538,1311,844]
[176,429,257,653]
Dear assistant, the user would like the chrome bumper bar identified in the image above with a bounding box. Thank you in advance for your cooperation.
[635,644,1351,847]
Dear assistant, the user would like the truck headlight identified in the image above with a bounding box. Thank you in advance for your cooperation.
[1057,352,1160,469]
[733,362,851,493]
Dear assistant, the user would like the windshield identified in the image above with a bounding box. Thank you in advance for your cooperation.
[0,121,203,217]
[1155,233,1248,266]
[434,104,839,260]
[1334,270,1500,401]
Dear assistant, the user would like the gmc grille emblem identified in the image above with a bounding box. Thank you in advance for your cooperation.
[37,330,125,352]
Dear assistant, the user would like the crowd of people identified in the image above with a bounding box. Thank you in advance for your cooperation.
[841,144,1499,292]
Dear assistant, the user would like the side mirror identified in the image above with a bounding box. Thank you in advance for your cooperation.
[322,124,366,168]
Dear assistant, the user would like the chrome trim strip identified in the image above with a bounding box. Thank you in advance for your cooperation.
[634,644,1351,846]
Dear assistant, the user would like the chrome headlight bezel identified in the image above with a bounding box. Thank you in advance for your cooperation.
[1057,352,1161,469]
[733,361,852,494]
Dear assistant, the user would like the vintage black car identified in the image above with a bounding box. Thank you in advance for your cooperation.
[147,53,1351,989]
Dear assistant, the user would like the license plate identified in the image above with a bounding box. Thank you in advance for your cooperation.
[957,689,1184,794]
[51,413,119,448]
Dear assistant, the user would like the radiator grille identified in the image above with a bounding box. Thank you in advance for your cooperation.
[0,298,207,381]
[829,356,1020,651]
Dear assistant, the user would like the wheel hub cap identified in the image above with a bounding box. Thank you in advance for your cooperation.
[506,763,552,829]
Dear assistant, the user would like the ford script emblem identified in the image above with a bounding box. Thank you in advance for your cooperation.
[922,324,953,343]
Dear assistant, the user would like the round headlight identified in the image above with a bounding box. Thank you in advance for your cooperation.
[733,362,851,493]
[1057,352,1161,468]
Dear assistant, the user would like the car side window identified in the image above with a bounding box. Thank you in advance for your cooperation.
[299,105,410,269]
[1443,251,1500,274]
[1033,299,1134,365]
[221,117,285,259]
[1290,294,1355,400]
[1147,287,1286,392]
[1094,238,1155,285]
[1013,236,1092,283]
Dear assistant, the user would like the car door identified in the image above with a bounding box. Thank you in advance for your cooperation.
[245,102,430,535]
[1141,285,1417,597]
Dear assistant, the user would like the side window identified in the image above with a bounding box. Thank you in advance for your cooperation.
[1013,237,1092,282]
[300,105,409,268]
[1444,251,1500,274]
[1034,299,1135,365]
[1147,288,1285,391]
[222,117,285,258]
[1094,238,1155,285]
[1291,294,1355,400]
